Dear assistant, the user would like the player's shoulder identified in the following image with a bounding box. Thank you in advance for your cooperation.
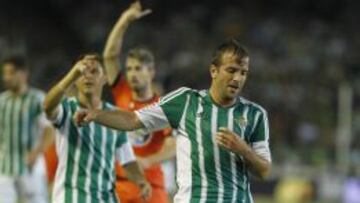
[28,87,46,100]
[238,96,268,115]
[160,87,196,103]
[0,90,10,99]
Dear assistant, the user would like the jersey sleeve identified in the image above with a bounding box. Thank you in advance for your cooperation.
[135,87,190,132]
[115,132,136,165]
[250,108,271,162]
[51,98,73,130]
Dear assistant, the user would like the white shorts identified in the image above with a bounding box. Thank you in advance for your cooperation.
[0,156,48,203]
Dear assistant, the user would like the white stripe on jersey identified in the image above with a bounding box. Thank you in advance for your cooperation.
[71,105,81,203]
[228,107,239,203]
[85,123,95,203]
[173,94,191,203]
[196,97,208,203]
[211,105,224,203]
[12,98,21,173]
[52,105,71,203]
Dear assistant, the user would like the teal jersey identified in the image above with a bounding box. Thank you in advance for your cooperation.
[0,88,48,176]
[136,87,271,203]
[52,97,135,203]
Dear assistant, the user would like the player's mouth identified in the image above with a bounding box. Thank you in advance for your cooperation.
[227,84,240,91]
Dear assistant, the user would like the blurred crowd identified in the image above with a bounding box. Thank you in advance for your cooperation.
[0,0,359,202]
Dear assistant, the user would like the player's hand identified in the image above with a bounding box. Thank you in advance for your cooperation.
[122,1,152,22]
[73,110,98,126]
[138,181,152,201]
[216,127,249,155]
[137,157,153,169]
[72,55,96,75]
[26,149,40,169]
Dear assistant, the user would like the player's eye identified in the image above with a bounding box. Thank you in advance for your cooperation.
[226,67,236,74]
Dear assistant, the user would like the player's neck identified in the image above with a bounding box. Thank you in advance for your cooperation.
[209,85,235,107]
[132,87,154,102]
[11,83,28,96]
[78,93,102,110]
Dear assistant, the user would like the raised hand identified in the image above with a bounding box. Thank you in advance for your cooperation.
[122,1,152,21]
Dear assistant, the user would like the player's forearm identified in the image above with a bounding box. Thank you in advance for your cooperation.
[103,15,132,85]
[44,69,80,118]
[93,109,143,131]
[147,137,176,165]
[35,126,55,153]
[123,161,147,185]
[237,146,271,180]
[103,15,131,59]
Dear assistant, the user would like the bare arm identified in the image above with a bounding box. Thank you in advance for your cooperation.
[138,136,176,169]
[43,66,81,121]
[103,1,151,85]
[216,128,271,180]
[27,125,55,167]
[76,109,144,131]
[123,161,152,200]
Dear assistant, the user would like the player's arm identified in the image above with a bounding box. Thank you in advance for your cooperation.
[103,1,151,85]
[43,58,91,120]
[27,122,55,168]
[216,127,271,180]
[76,87,189,131]
[75,109,144,131]
[116,139,151,200]
[138,136,176,169]
[216,110,272,180]
[123,161,151,200]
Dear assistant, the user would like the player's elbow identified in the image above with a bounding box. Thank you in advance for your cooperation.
[43,99,53,117]
[257,163,272,181]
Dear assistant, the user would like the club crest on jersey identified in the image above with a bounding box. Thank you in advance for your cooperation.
[238,116,247,129]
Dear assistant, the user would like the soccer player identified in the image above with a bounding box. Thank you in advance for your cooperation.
[0,56,54,203]
[43,54,151,203]
[76,40,272,203]
[103,2,176,203]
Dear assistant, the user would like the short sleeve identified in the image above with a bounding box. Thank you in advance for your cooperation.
[135,87,190,132]
[158,87,190,128]
[250,109,271,162]
[135,103,170,133]
[51,99,72,129]
[115,132,136,165]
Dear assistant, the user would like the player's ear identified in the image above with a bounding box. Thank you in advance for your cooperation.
[210,64,219,79]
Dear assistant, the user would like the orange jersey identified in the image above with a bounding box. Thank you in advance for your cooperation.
[112,76,171,202]
[44,142,58,183]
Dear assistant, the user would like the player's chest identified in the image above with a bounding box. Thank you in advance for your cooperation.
[181,107,253,143]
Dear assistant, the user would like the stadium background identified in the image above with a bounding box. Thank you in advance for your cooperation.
[0,0,359,202]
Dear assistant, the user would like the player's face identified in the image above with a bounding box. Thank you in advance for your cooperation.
[75,59,106,96]
[125,57,154,92]
[2,63,27,91]
[210,53,249,101]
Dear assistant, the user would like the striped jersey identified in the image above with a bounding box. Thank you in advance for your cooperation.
[0,88,48,176]
[51,97,136,203]
[136,87,271,203]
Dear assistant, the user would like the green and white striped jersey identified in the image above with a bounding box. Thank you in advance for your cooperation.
[52,97,136,203]
[136,87,271,203]
[0,88,49,177]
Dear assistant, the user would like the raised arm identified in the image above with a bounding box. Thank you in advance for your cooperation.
[43,58,89,120]
[103,1,151,85]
